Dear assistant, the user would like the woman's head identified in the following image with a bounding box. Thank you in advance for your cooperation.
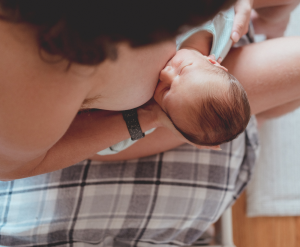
[0,0,235,65]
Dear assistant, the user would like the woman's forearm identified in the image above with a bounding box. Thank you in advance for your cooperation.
[1,107,158,180]
[90,127,185,161]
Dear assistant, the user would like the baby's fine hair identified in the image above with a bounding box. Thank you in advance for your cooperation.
[173,67,251,146]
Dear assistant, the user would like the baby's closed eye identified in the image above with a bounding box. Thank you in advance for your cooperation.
[179,63,193,75]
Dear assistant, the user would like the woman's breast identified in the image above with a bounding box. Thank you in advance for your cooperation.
[85,40,177,111]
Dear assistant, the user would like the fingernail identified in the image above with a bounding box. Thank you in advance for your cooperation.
[232,32,240,43]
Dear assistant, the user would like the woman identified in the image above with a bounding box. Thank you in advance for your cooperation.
[1,0,300,246]
[0,0,235,180]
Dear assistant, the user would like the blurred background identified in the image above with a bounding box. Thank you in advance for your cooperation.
[232,4,300,247]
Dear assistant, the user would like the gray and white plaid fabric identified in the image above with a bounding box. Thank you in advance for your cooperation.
[0,117,258,247]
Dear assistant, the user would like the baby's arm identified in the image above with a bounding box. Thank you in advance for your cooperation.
[179,31,213,57]
[178,7,235,63]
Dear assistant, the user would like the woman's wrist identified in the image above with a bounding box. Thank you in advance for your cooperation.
[137,99,163,132]
[137,107,160,132]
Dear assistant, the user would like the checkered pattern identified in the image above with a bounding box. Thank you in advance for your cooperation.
[0,117,258,247]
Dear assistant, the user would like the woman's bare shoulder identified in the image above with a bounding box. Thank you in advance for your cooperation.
[0,21,90,163]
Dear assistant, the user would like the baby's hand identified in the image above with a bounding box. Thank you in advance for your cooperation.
[208,54,222,64]
[231,0,254,43]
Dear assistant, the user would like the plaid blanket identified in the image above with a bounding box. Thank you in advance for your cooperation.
[0,117,258,247]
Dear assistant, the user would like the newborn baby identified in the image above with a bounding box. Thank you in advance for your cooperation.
[154,48,251,146]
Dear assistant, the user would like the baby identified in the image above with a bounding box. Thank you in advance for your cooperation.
[154,37,251,146]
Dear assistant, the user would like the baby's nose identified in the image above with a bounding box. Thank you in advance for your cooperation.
[160,66,176,83]
[162,66,172,72]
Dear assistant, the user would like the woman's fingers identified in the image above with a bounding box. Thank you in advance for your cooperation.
[231,0,254,43]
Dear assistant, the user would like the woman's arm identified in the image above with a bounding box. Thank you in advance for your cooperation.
[89,126,185,161]
[223,37,300,115]
[0,101,159,180]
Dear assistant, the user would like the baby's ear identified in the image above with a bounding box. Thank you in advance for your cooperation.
[207,55,222,64]
[206,57,228,72]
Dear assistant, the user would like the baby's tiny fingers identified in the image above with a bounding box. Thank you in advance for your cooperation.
[208,54,216,60]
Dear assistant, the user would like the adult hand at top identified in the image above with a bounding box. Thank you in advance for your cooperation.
[231,0,254,43]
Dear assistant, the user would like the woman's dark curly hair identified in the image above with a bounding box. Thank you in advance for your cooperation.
[0,0,235,65]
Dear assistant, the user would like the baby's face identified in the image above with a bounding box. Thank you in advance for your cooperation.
[154,49,228,122]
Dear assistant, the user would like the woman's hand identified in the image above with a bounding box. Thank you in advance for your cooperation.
[231,0,254,43]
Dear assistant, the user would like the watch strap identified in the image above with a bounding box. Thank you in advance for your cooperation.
[122,109,145,141]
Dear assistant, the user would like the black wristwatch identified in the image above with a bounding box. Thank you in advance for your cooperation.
[122,109,145,141]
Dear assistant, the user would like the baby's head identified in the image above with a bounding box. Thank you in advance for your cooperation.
[154,49,251,146]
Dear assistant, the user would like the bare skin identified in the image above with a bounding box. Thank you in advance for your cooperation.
[252,0,300,39]
[224,37,300,114]
[0,20,176,180]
